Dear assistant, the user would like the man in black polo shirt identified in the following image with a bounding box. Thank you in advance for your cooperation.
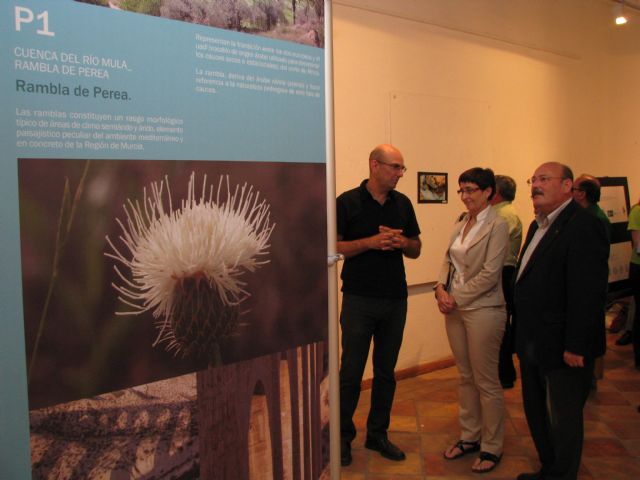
[337,144,421,466]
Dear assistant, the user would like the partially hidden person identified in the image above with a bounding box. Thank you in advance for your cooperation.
[490,174,523,389]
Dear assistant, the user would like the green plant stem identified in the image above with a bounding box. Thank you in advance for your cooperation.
[28,160,91,385]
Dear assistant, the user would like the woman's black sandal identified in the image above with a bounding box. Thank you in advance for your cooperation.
[443,440,481,460]
[471,451,502,473]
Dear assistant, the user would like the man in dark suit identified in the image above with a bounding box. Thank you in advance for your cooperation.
[513,162,609,480]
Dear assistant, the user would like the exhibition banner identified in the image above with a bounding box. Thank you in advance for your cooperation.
[1,1,328,478]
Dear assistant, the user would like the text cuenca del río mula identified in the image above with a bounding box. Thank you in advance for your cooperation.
[16,80,129,100]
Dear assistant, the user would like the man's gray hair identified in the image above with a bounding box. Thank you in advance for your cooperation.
[495,175,517,201]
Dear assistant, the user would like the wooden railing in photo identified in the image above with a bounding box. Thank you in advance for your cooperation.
[197,341,328,480]
[29,342,329,480]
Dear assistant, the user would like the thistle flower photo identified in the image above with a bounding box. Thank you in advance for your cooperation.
[20,159,325,408]
[106,172,275,364]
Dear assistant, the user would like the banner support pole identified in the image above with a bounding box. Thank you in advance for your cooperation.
[324,1,341,478]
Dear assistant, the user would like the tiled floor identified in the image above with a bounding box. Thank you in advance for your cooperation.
[341,333,640,479]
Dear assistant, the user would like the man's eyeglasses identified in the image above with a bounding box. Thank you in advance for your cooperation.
[457,187,481,195]
[376,159,407,173]
[526,176,566,185]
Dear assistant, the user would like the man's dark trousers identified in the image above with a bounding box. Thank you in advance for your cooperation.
[519,360,593,480]
[339,293,407,442]
[498,265,517,385]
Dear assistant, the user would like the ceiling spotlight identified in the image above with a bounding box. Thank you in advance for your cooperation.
[614,1,628,25]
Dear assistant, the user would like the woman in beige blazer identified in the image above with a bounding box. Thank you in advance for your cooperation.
[434,168,509,474]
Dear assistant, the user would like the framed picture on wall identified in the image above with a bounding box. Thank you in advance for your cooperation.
[418,172,448,204]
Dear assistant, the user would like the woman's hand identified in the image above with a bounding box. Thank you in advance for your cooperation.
[435,285,457,314]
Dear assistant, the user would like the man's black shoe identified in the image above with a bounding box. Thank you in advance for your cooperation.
[340,440,352,466]
[616,331,633,346]
[517,471,544,480]
[365,434,406,461]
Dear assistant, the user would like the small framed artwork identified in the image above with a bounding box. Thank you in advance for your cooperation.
[418,172,448,204]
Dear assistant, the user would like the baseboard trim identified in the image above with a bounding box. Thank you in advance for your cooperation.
[361,356,455,390]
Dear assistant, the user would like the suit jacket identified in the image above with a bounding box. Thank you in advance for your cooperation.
[513,200,609,370]
[437,206,509,309]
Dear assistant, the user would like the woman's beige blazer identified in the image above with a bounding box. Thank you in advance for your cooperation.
[436,206,509,309]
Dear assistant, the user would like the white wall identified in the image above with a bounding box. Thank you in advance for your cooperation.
[601,17,640,203]
[332,0,640,379]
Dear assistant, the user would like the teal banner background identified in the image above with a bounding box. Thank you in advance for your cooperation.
[1,0,326,477]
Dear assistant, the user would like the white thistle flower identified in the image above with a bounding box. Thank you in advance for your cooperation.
[106,172,274,360]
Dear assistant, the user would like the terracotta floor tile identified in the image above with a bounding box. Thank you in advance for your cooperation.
[505,402,527,419]
[605,420,640,439]
[583,405,602,421]
[605,372,634,383]
[367,475,424,480]
[582,437,632,456]
[609,379,640,391]
[393,388,425,402]
[353,413,367,432]
[619,391,640,404]
[422,451,448,476]
[415,400,458,418]
[582,456,640,480]
[510,417,532,436]
[422,368,460,380]
[420,433,457,454]
[503,387,524,404]
[390,399,417,416]
[502,435,536,456]
[427,451,476,477]
[393,380,429,397]
[399,376,432,388]
[585,404,640,422]
[493,455,540,479]
[353,402,369,416]
[593,405,640,422]
[502,417,518,436]
[384,432,421,454]
[406,380,459,399]
[584,420,616,438]
[422,389,459,403]
[368,451,422,475]
[621,439,640,456]
[341,446,369,472]
[341,332,640,479]
[589,390,631,405]
[339,471,365,480]
[389,415,418,432]
[418,416,459,434]
[592,379,619,392]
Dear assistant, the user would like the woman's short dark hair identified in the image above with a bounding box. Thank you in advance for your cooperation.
[458,167,496,200]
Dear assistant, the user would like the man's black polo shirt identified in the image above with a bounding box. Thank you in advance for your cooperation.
[337,180,420,299]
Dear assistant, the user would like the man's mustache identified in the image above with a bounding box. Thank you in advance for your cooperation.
[531,188,543,197]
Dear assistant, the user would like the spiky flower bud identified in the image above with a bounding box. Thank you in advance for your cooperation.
[106,173,274,362]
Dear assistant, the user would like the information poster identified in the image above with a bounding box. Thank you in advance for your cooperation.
[1,1,328,478]
[599,177,632,296]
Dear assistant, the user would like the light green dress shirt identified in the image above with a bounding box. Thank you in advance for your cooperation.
[493,201,522,267]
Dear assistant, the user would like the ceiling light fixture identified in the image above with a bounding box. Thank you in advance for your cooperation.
[614,0,628,25]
